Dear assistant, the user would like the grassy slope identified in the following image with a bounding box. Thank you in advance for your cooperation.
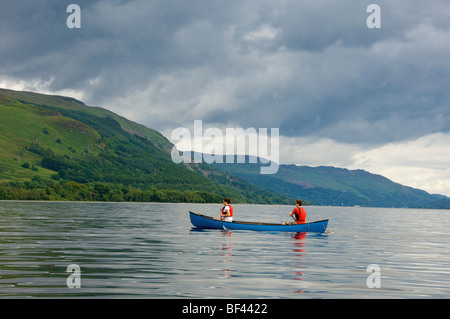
[0,92,100,181]
[0,88,290,204]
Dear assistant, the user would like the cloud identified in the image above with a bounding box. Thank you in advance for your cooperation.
[351,133,450,196]
[0,76,86,102]
[279,132,450,196]
[244,24,279,41]
[2,1,449,142]
[2,0,450,195]
[279,136,361,168]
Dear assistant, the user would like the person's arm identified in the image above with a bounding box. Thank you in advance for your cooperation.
[289,207,300,222]
[289,208,296,217]
[219,206,229,220]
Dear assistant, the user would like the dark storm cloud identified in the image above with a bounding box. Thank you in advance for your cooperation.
[1,0,450,145]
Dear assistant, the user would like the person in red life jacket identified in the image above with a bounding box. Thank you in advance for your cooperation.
[283,200,306,225]
[219,198,233,222]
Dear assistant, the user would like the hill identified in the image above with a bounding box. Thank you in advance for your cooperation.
[0,88,290,204]
[212,158,448,208]
[2,88,447,208]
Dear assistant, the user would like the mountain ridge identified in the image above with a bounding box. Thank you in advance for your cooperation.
[1,88,449,208]
[211,157,450,208]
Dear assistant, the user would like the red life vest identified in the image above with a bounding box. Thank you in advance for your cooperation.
[221,204,233,217]
[293,207,306,224]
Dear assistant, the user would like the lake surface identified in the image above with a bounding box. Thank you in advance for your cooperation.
[0,201,449,298]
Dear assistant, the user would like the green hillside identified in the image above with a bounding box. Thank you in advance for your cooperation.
[212,159,448,208]
[0,88,290,204]
[2,88,446,208]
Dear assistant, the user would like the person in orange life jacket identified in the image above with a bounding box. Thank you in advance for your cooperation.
[219,198,233,222]
[283,200,306,225]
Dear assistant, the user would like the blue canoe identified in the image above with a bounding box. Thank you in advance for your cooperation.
[189,211,329,233]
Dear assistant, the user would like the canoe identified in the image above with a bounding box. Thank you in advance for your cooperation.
[189,211,329,233]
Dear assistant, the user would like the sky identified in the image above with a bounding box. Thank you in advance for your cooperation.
[1,0,450,195]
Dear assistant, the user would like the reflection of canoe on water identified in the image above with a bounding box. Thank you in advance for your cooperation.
[189,211,329,233]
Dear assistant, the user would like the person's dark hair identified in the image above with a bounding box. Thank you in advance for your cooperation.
[296,200,303,206]
[223,198,232,204]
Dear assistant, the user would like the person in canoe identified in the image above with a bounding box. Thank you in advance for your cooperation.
[218,198,233,222]
[283,200,306,225]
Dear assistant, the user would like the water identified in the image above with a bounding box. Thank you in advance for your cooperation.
[0,201,449,298]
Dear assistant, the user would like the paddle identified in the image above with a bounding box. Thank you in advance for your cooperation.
[220,216,228,230]
[219,210,227,230]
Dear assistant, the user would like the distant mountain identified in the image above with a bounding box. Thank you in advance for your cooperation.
[0,88,290,204]
[212,157,449,208]
[2,88,446,208]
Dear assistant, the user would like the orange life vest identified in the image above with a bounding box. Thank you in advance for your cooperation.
[293,207,306,224]
[221,204,233,217]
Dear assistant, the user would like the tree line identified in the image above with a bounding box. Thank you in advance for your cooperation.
[0,179,223,203]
